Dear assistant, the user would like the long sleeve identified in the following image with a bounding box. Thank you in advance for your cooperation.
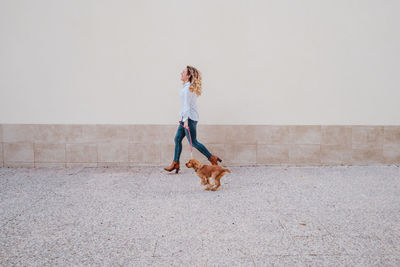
[181,87,190,122]
[179,82,199,121]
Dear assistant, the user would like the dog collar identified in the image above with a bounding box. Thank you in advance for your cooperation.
[195,165,203,172]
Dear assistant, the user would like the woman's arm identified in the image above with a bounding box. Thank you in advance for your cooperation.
[181,87,190,129]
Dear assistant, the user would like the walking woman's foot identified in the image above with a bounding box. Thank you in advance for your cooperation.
[208,155,222,165]
[164,161,180,173]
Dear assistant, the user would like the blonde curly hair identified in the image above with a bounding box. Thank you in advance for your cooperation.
[186,65,202,96]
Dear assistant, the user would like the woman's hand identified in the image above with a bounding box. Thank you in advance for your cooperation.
[184,120,189,130]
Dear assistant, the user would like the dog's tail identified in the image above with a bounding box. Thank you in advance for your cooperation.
[224,168,231,173]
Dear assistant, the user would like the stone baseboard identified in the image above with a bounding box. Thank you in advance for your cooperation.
[1,124,399,167]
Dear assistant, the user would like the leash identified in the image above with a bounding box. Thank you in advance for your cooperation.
[179,121,193,158]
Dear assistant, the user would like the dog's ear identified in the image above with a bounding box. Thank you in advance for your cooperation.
[194,160,201,169]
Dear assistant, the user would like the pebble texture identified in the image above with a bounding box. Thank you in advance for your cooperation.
[1,165,399,266]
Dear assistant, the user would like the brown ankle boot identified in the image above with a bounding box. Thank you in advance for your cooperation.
[208,155,222,165]
[164,161,180,173]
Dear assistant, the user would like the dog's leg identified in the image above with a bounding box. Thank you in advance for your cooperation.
[211,179,221,191]
[198,174,208,186]
[209,173,218,191]
[205,176,213,190]
[211,172,225,191]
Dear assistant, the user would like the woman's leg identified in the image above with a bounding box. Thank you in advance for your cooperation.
[185,119,212,159]
[173,124,186,162]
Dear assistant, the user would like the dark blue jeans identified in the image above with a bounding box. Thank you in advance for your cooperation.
[174,118,212,162]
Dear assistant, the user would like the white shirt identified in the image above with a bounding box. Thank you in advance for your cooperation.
[179,81,199,122]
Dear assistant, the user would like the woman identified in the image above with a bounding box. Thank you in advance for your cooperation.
[164,65,222,173]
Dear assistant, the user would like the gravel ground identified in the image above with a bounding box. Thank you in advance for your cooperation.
[0,165,399,266]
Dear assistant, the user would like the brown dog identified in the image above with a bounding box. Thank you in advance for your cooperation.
[185,158,231,191]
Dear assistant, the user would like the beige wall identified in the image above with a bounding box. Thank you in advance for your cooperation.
[1,0,399,125]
